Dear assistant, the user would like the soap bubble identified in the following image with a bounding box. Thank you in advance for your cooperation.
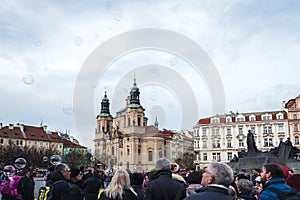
[3,165,15,173]
[50,154,62,165]
[23,74,34,85]
[42,156,48,162]
[14,158,27,169]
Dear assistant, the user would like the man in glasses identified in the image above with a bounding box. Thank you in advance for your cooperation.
[46,163,71,200]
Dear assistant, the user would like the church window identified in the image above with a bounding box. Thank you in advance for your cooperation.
[128,117,131,126]
[148,151,153,161]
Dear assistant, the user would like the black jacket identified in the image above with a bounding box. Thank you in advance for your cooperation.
[19,176,35,200]
[69,181,84,200]
[83,176,103,200]
[185,186,232,200]
[143,170,186,200]
[46,171,71,200]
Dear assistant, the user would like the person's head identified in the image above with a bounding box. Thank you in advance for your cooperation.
[260,163,284,183]
[201,162,234,187]
[55,163,71,180]
[238,179,253,195]
[228,185,237,200]
[286,174,300,192]
[106,168,136,199]
[130,172,144,186]
[70,168,83,182]
[186,171,202,184]
[155,158,170,171]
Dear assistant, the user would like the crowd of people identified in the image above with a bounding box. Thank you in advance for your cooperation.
[1,158,300,200]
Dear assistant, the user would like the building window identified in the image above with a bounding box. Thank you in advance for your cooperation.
[226,128,231,135]
[212,153,221,162]
[28,141,31,146]
[268,126,272,134]
[202,129,206,136]
[238,127,243,134]
[262,115,271,120]
[46,142,48,146]
[212,140,220,148]
[293,114,298,119]
[0,139,3,144]
[227,152,233,161]
[34,141,37,146]
[138,148,141,155]
[294,124,299,132]
[295,136,299,145]
[148,151,153,161]
[40,142,43,147]
[211,118,219,123]
[263,126,268,134]
[212,128,219,136]
[237,117,244,122]
[239,139,244,147]
[203,153,207,161]
[128,117,131,126]
[127,148,130,156]
[226,117,231,123]
[277,114,283,119]
[203,141,207,148]
[264,138,273,147]
[227,140,232,148]
[250,116,255,121]
[159,149,162,158]
[112,146,115,156]
[278,125,284,133]
[250,127,255,134]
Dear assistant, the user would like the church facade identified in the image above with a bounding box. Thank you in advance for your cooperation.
[94,79,171,172]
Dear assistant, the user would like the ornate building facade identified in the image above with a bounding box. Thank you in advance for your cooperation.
[283,95,300,149]
[193,111,289,169]
[94,79,172,172]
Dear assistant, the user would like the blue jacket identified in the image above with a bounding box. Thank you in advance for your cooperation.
[259,178,292,200]
[184,185,232,200]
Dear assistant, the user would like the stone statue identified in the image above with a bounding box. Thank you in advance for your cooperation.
[278,138,294,160]
[247,130,258,154]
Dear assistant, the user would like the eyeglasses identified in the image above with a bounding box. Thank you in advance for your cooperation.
[63,169,71,172]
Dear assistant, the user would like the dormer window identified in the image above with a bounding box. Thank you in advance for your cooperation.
[262,114,271,121]
[277,113,283,120]
[211,118,219,124]
[226,117,231,123]
[249,115,256,121]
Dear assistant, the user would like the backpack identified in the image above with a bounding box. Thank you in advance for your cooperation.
[265,187,300,200]
[44,180,67,200]
[37,185,51,200]
[0,175,23,199]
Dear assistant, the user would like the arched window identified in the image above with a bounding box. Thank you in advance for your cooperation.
[148,151,153,161]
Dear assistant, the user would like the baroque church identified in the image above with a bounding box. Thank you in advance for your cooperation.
[94,79,172,172]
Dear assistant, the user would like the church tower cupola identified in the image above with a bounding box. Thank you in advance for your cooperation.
[129,78,140,105]
[100,91,110,116]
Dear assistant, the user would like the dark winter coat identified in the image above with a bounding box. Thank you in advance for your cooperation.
[83,176,103,200]
[132,185,145,200]
[184,185,232,200]
[69,181,84,200]
[46,171,71,200]
[19,175,35,200]
[143,170,186,200]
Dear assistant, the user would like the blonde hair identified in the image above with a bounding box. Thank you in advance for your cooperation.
[105,169,137,199]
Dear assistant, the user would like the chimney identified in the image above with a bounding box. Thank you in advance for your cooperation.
[9,124,14,129]
[43,125,47,132]
[19,124,24,132]
[0,123,2,129]
[282,101,286,109]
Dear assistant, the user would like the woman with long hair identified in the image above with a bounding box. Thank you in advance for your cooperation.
[100,169,137,200]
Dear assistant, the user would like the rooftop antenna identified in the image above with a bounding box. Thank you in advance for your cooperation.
[40,119,43,126]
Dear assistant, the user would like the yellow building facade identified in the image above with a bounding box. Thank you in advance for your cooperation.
[94,79,170,172]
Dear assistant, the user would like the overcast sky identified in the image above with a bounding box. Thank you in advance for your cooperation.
[1,0,300,150]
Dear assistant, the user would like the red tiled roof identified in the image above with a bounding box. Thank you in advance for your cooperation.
[0,126,23,139]
[62,139,86,149]
[198,118,210,124]
[285,99,296,108]
[23,125,49,141]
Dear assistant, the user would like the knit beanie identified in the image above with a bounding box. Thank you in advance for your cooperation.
[286,174,300,192]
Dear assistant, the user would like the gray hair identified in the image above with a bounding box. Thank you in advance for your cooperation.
[238,179,253,195]
[54,163,68,173]
[207,162,234,187]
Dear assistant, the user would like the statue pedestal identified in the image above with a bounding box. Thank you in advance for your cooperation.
[228,156,300,173]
